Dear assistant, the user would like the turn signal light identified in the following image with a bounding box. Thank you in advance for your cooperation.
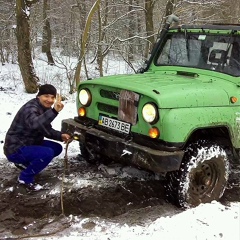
[78,107,86,117]
[149,127,160,138]
[230,96,238,103]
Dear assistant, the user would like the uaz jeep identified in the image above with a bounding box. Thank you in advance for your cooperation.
[62,14,240,208]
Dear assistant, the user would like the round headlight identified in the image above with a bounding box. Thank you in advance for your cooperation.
[142,103,158,123]
[79,89,91,106]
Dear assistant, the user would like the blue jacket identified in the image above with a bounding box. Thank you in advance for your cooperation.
[4,97,62,156]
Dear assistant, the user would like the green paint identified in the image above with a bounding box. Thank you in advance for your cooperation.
[74,24,240,149]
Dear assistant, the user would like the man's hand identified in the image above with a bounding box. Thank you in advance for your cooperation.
[61,133,72,143]
[54,93,64,112]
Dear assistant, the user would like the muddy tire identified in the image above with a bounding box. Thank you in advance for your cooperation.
[165,141,230,208]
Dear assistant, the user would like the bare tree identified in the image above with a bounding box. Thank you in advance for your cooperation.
[0,0,16,65]
[1,0,236,93]
[95,0,110,77]
[42,0,54,65]
[144,0,155,58]
[164,0,175,21]
[174,0,227,24]
[16,0,39,93]
[127,0,134,61]
[74,0,101,87]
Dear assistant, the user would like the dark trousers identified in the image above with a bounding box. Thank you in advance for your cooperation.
[7,140,62,184]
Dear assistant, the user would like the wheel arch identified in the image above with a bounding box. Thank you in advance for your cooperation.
[184,125,233,149]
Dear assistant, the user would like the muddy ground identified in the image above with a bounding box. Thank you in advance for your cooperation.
[0,156,239,239]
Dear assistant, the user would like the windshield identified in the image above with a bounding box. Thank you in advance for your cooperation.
[156,32,240,77]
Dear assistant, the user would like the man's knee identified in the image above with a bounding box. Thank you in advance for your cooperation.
[46,148,55,160]
[55,143,63,156]
[43,140,63,157]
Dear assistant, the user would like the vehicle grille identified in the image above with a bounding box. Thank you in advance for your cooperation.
[97,103,118,115]
[98,88,139,125]
[100,89,120,100]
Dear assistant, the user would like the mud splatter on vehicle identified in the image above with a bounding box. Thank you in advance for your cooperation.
[62,15,240,207]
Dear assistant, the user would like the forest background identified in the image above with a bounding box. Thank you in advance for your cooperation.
[0,0,240,95]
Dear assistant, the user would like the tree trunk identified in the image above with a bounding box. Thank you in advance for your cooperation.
[0,42,5,65]
[127,0,134,62]
[164,0,175,21]
[144,0,155,59]
[96,0,109,77]
[74,0,100,86]
[42,0,54,65]
[96,6,104,77]
[16,0,39,93]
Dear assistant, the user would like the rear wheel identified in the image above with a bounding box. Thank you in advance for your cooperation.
[165,141,230,208]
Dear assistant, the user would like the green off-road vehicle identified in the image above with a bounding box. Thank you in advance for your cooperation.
[62,14,240,208]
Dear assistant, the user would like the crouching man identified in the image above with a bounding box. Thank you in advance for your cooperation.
[3,84,71,191]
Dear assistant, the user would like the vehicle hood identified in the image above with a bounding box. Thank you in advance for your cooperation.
[80,71,231,108]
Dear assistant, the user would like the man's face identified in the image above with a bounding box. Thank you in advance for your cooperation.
[38,94,56,108]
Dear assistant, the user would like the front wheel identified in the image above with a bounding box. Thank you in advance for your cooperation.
[165,141,230,208]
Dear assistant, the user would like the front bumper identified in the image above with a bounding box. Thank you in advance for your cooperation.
[61,118,184,173]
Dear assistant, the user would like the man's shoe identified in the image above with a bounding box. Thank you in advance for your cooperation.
[17,179,43,191]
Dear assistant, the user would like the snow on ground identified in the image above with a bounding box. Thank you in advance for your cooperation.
[0,59,239,239]
[50,201,239,240]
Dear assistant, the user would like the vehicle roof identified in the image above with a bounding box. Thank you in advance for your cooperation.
[170,24,240,32]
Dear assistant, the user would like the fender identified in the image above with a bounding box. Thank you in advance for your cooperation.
[160,107,240,148]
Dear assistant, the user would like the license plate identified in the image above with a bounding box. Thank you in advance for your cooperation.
[98,115,131,134]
